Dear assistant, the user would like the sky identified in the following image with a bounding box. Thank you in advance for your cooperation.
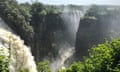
[18,0,120,5]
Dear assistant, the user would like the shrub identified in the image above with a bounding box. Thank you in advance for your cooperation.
[37,61,51,72]
[0,46,9,72]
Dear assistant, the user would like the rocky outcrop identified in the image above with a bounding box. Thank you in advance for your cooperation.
[75,7,120,61]
[32,13,65,62]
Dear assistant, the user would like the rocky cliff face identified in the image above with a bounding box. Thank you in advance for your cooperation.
[75,7,120,61]
[32,13,65,61]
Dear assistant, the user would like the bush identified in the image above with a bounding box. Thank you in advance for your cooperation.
[37,61,51,72]
[0,46,9,72]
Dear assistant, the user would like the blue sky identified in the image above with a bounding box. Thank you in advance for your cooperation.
[18,0,120,5]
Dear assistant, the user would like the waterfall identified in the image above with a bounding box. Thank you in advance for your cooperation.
[0,19,37,72]
[50,11,81,72]
[50,42,75,72]
[61,11,81,43]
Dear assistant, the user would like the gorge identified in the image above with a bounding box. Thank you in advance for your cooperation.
[0,0,120,72]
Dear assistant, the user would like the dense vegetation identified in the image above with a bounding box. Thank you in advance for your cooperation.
[0,0,33,45]
[0,0,120,72]
[0,47,9,72]
[0,0,62,62]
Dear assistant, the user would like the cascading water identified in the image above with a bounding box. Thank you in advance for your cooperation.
[50,42,75,72]
[50,11,82,72]
[61,11,81,43]
[0,19,37,72]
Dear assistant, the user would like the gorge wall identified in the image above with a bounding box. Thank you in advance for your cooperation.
[75,6,120,61]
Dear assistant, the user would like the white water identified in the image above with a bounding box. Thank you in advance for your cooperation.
[50,11,81,72]
[0,19,37,72]
[50,43,75,72]
[61,11,81,41]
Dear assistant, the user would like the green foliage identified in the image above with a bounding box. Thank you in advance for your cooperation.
[37,61,51,72]
[60,39,120,72]
[31,2,47,16]
[19,69,29,72]
[0,48,9,72]
[19,3,32,22]
[84,40,112,72]
[0,0,33,45]
[81,16,97,21]
[1,1,120,72]
[30,2,47,27]
[0,55,9,72]
[58,62,84,72]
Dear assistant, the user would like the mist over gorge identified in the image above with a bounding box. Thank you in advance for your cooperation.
[0,0,120,72]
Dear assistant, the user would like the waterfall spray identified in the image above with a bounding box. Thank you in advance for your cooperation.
[0,28,37,72]
[50,11,82,72]
[50,43,75,72]
[60,11,81,42]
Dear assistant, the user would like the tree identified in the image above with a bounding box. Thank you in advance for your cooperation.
[0,0,34,46]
